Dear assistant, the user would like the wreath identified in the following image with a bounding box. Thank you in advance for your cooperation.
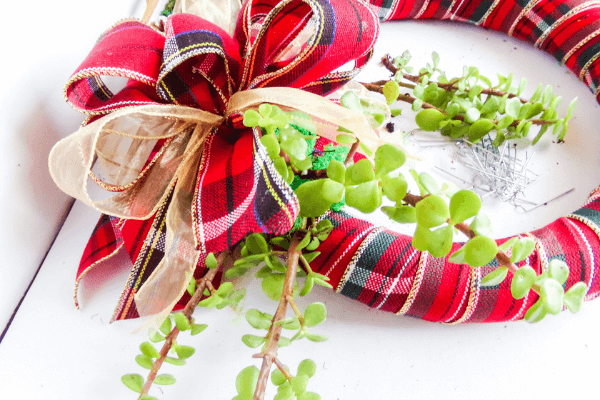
[44,0,600,398]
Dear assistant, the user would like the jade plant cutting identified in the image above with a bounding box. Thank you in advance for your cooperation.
[120,99,586,399]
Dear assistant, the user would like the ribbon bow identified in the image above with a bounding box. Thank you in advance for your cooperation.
[50,0,380,320]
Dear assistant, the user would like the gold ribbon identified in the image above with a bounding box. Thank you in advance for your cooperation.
[49,87,379,325]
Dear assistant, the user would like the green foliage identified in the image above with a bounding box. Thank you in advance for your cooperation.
[481,267,508,287]
[564,281,587,313]
[135,354,154,370]
[269,360,321,400]
[385,50,576,146]
[140,342,160,359]
[415,195,449,228]
[463,236,497,267]
[449,190,481,224]
[173,312,190,332]
[304,303,327,327]
[121,374,144,393]
[374,144,406,176]
[174,344,196,360]
[206,252,218,269]
[234,366,260,400]
[511,266,536,300]
[415,108,446,131]
[383,80,401,105]
[245,309,273,330]
[510,237,535,263]
[154,374,176,385]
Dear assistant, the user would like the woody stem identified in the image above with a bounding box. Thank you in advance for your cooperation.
[138,253,226,398]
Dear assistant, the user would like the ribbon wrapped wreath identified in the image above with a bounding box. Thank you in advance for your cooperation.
[51,0,600,324]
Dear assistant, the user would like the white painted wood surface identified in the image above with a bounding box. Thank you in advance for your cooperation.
[1,4,600,400]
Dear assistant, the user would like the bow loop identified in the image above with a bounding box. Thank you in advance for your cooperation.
[158,14,243,112]
[49,104,223,221]
[235,0,379,94]
[64,20,166,114]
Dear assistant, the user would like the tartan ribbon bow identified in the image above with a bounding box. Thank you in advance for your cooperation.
[49,0,380,319]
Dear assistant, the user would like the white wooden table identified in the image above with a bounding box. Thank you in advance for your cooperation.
[1,2,600,399]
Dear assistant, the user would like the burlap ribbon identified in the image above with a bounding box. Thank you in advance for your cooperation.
[49,0,380,323]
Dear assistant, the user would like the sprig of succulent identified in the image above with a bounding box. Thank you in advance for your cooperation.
[121,84,586,399]
[362,51,577,146]
[121,253,227,399]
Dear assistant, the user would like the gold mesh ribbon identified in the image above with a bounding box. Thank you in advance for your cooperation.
[49,87,380,325]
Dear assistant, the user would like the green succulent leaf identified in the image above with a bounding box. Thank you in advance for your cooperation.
[164,356,186,366]
[245,309,273,330]
[511,265,537,299]
[298,359,317,378]
[159,316,172,336]
[236,366,260,397]
[411,225,430,252]
[448,246,467,264]
[149,330,165,343]
[340,91,362,112]
[206,252,218,269]
[271,367,289,386]
[292,374,310,396]
[510,237,535,263]
[345,180,382,214]
[322,179,345,204]
[419,172,440,195]
[242,334,266,348]
[304,302,327,327]
[381,175,408,202]
[449,190,481,224]
[470,213,492,236]
[563,281,587,313]
[327,160,346,184]
[481,267,508,287]
[415,108,446,131]
[382,205,416,224]
[427,225,454,258]
[505,97,521,119]
[524,298,548,323]
[262,273,299,300]
[498,237,518,253]
[415,195,450,228]
[246,233,269,255]
[548,259,569,285]
[261,134,281,159]
[175,345,196,360]
[140,342,160,359]
[295,180,336,218]
[374,144,406,176]
[463,236,498,267]
[539,278,565,315]
[383,80,401,105]
[243,110,261,127]
[121,374,144,393]
[305,332,328,342]
[135,354,154,370]
[154,374,176,386]
[173,312,190,332]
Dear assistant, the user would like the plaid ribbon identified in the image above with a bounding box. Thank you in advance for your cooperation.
[311,0,600,323]
[68,0,379,320]
[77,0,600,322]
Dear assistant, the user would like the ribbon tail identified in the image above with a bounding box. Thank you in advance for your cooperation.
[133,125,207,328]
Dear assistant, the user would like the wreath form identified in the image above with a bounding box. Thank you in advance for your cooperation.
[309,0,600,324]
[70,0,600,324]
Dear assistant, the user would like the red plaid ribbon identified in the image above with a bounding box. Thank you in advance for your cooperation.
[76,0,600,323]
[68,0,379,320]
